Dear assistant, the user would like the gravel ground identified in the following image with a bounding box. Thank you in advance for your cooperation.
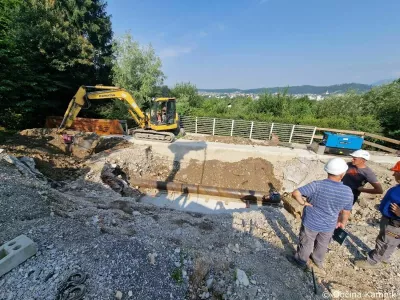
[0,159,187,300]
[0,154,321,300]
[1,139,400,300]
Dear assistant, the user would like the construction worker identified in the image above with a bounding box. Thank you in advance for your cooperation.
[342,150,383,204]
[355,161,400,269]
[161,106,167,123]
[288,158,353,275]
[156,111,162,124]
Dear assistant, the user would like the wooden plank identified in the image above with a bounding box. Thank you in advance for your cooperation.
[316,127,365,136]
[365,133,400,145]
[313,135,323,139]
[363,140,397,153]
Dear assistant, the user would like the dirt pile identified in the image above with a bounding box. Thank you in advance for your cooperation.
[19,128,101,158]
[0,131,131,181]
[173,158,281,191]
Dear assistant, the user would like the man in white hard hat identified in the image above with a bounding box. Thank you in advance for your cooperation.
[342,149,383,205]
[288,158,353,276]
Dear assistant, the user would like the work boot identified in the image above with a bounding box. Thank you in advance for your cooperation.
[354,259,388,270]
[309,256,327,277]
[309,261,326,277]
[286,255,310,272]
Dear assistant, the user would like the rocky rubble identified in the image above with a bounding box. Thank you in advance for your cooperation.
[1,143,400,300]
[0,156,187,300]
[0,151,321,299]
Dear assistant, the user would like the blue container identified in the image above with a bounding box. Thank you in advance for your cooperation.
[322,132,363,150]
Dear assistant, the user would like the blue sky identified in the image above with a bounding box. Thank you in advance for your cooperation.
[106,0,400,89]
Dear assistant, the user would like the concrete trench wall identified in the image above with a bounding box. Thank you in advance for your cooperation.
[122,139,322,214]
[99,137,398,214]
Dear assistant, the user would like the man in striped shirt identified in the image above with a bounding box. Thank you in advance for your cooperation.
[288,158,354,275]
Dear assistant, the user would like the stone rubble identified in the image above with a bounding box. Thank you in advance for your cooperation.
[0,140,399,300]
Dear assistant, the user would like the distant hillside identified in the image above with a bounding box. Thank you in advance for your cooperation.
[199,83,372,95]
[371,79,396,86]
[198,88,241,93]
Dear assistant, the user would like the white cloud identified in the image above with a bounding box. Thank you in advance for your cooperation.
[199,31,208,37]
[217,23,226,31]
[159,46,193,58]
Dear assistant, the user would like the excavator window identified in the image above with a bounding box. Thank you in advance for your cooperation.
[150,100,176,125]
[166,100,176,124]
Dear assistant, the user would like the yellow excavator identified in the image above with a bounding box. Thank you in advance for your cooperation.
[58,85,181,142]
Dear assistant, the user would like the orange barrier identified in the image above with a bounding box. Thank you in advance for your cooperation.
[45,116,124,135]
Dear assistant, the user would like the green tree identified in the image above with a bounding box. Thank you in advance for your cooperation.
[170,82,203,115]
[0,0,113,129]
[153,85,171,97]
[111,32,165,105]
[362,79,400,138]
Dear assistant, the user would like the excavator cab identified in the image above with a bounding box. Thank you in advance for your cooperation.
[150,98,177,126]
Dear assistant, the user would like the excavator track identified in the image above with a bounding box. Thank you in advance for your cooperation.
[131,129,175,143]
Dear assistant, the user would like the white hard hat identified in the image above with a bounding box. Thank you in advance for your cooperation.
[350,149,370,161]
[324,158,349,175]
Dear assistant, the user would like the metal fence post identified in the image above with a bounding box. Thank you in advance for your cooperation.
[310,127,317,145]
[289,125,295,143]
[269,123,274,140]
[230,120,234,136]
[212,118,216,135]
[249,121,254,139]
[195,117,198,134]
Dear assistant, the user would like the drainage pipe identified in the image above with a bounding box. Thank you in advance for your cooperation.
[130,178,281,204]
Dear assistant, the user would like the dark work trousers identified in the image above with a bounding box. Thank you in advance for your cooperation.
[368,216,400,264]
[351,189,361,205]
[294,224,333,267]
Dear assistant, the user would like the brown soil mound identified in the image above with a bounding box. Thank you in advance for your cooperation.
[0,129,131,181]
[154,157,281,192]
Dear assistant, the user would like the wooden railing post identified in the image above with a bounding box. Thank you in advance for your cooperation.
[289,125,295,143]
[310,127,317,145]
[212,118,216,135]
[269,123,274,140]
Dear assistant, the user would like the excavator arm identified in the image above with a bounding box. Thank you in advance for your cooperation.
[58,85,147,131]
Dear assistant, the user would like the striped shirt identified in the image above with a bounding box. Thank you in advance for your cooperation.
[298,179,353,232]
